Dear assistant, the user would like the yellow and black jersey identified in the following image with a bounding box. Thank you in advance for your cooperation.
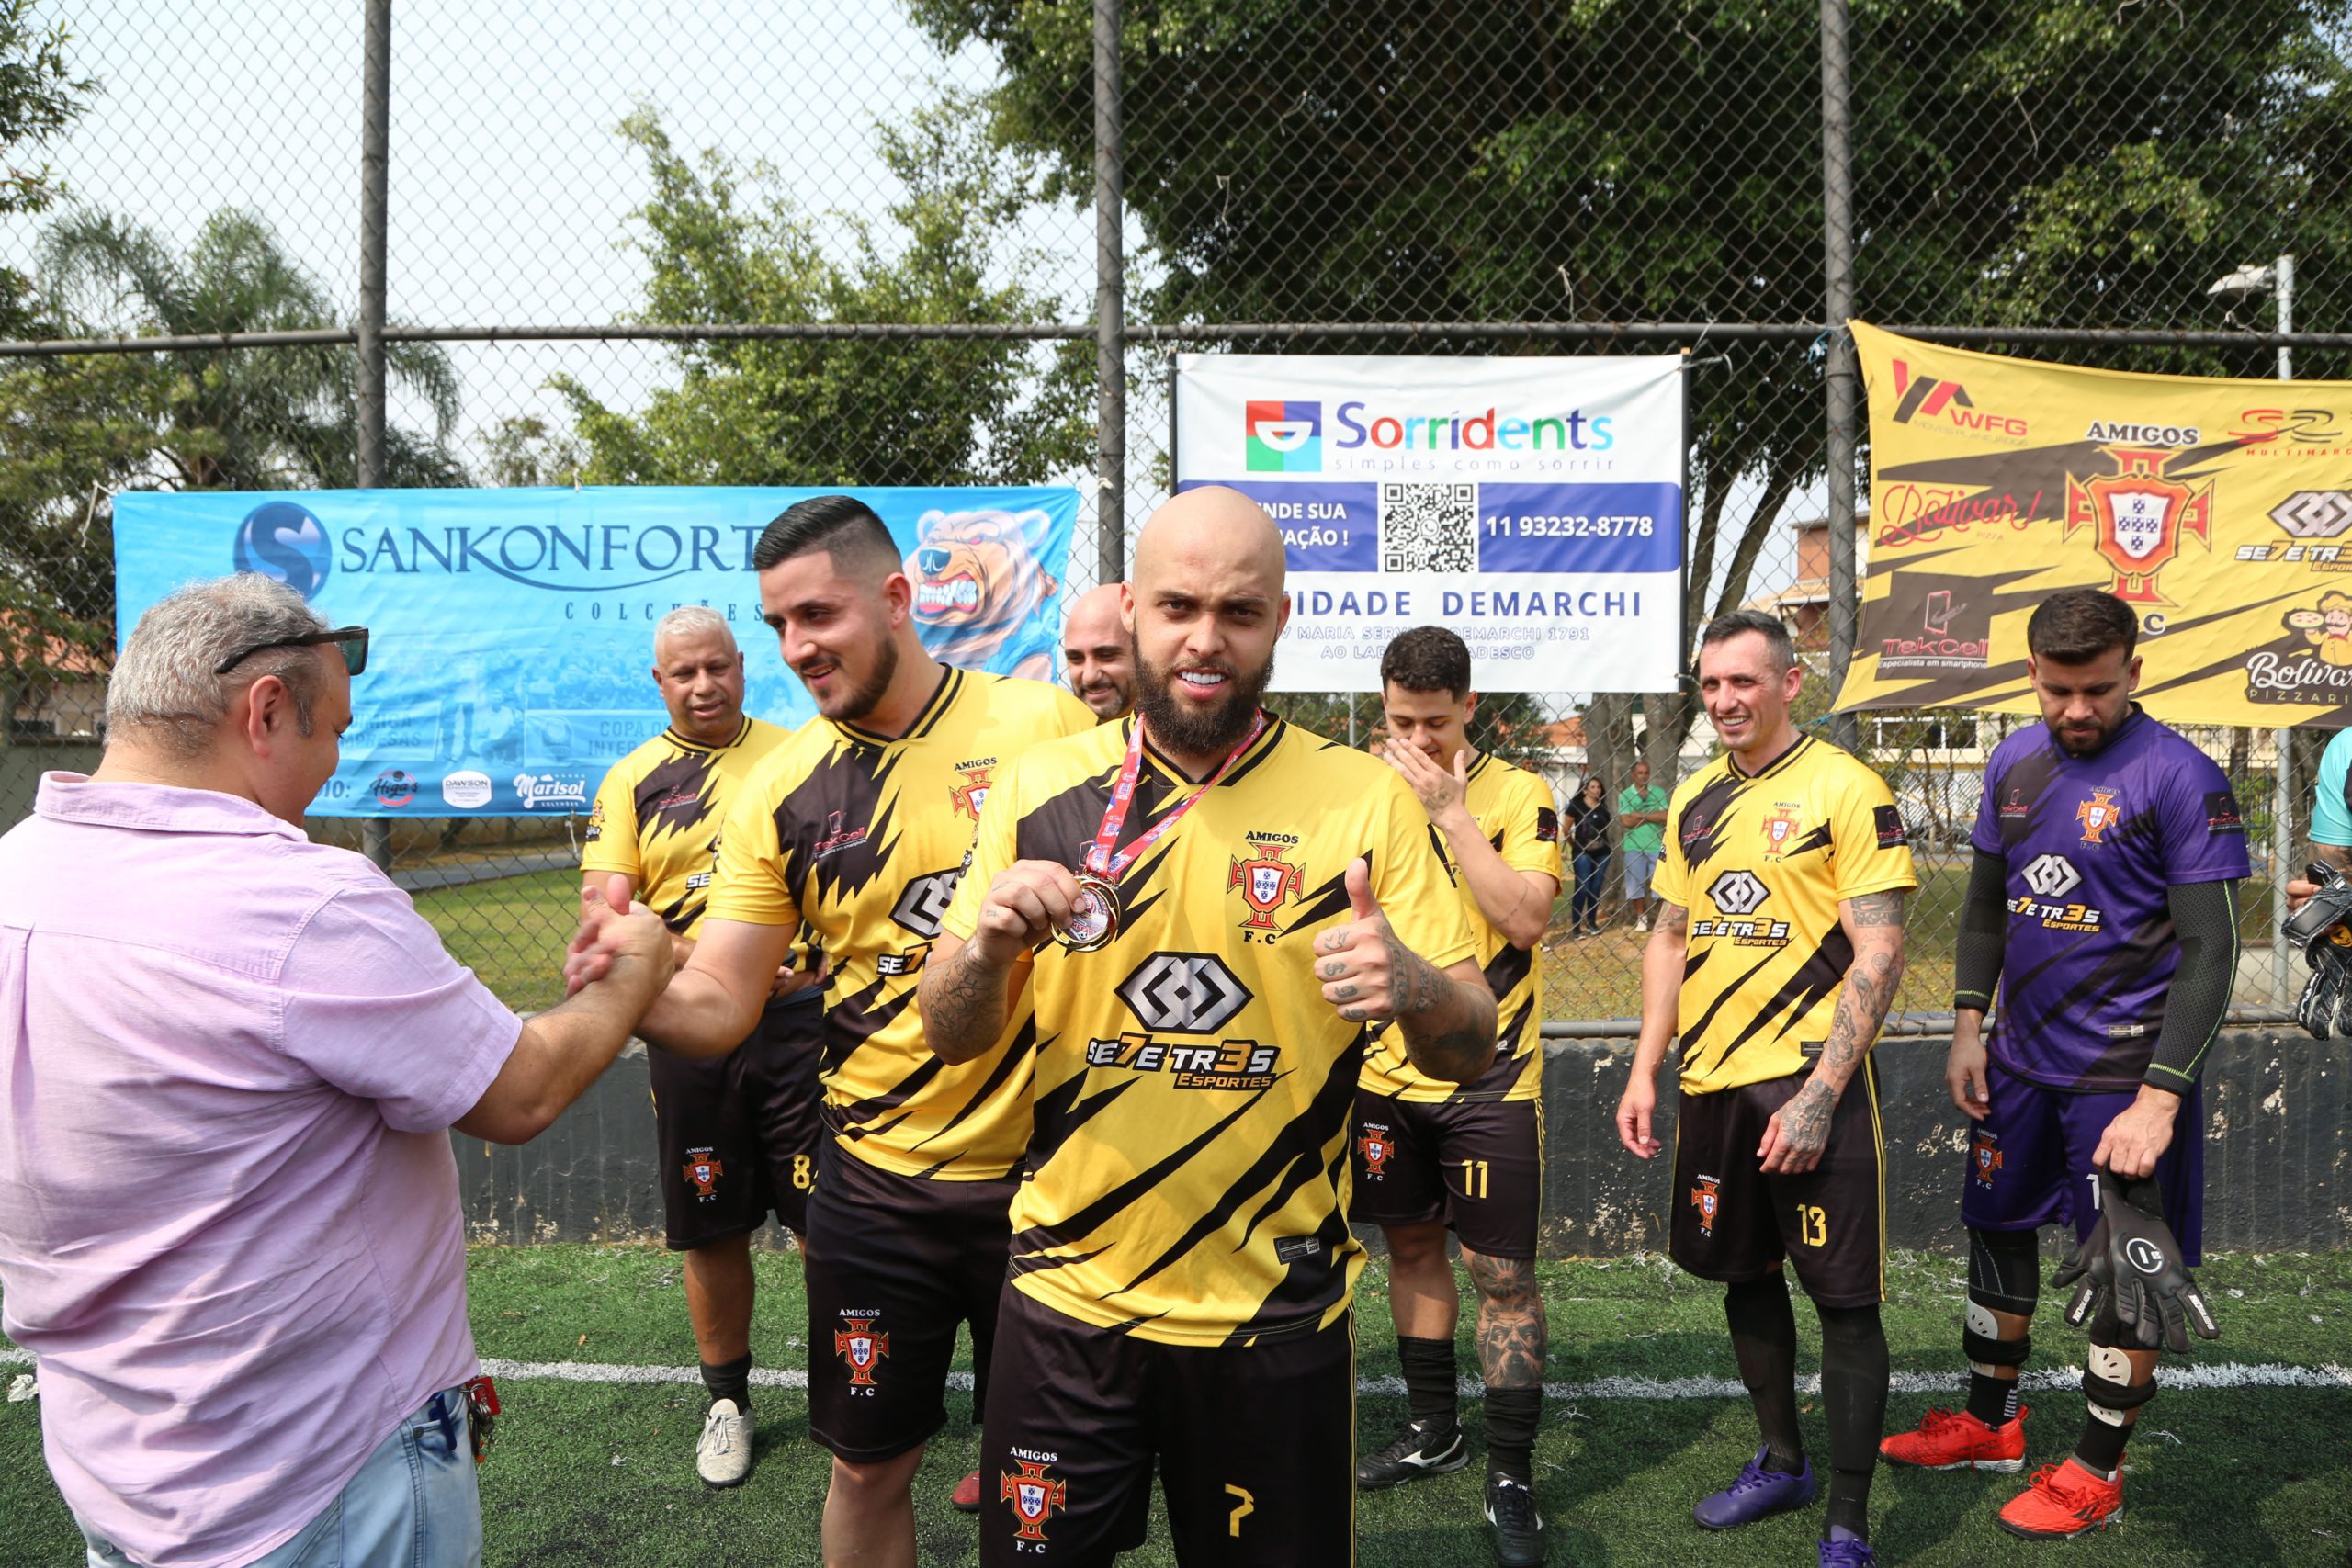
[1360,755,1559,1105]
[1652,735,1916,1096]
[942,715,1476,1348]
[706,667,1093,1180]
[582,716,794,939]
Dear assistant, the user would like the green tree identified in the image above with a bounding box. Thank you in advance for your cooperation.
[553,101,1092,486]
[911,0,2352,787]
[0,0,92,340]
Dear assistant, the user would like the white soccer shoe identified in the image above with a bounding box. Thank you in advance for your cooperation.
[697,1398,752,1487]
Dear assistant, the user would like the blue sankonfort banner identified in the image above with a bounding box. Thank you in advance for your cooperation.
[115,486,1079,816]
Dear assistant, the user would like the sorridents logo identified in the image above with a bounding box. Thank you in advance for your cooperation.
[2063,447,2212,604]
[441,770,492,809]
[232,500,332,598]
[1245,400,1322,471]
[512,772,588,810]
[370,769,417,808]
[1891,359,2028,438]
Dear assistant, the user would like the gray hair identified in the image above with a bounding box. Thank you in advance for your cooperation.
[653,604,737,658]
[107,574,329,756]
[1698,608,1797,675]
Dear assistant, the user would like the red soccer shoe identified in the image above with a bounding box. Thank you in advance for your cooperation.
[1996,1458,2124,1540]
[1878,1405,2028,1472]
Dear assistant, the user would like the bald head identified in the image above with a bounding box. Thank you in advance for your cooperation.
[1132,486,1287,597]
[1061,584,1134,720]
[1124,487,1289,769]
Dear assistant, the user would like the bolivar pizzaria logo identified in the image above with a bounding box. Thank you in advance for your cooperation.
[232,500,332,599]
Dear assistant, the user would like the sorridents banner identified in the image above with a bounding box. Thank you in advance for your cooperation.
[1839,321,2352,726]
[1170,353,1686,693]
[114,486,1079,816]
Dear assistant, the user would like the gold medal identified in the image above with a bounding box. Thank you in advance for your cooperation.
[1054,874,1120,952]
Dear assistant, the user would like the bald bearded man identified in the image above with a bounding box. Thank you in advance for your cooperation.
[1060,583,1135,721]
[921,486,1497,1566]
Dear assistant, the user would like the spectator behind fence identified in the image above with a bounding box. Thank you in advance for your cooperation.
[0,575,674,1568]
[1619,759,1671,933]
[1566,774,1613,937]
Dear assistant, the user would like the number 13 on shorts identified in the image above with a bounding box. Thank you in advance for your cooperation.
[1793,1203,1828,1248]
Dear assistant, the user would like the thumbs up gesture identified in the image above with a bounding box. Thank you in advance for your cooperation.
[1314,857,1405,1024]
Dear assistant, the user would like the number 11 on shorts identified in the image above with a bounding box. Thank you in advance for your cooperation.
[1458,1159,1489,1200]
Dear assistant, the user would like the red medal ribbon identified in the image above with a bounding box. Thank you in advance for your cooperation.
[1084,708,1269,880]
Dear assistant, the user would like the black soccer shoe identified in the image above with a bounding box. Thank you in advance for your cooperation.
[1484,1473,1548,1565]
[1356,1420,1468,1490]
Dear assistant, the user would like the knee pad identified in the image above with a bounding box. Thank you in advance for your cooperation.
[1962,1300,2030,1376]
[2081,1342,2157,1427]
[1967,1226,2040,1317]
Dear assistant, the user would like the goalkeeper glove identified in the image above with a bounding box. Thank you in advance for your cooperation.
[2056,1171,2219,1355]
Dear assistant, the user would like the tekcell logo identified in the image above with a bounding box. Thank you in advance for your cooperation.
[232,500,333,599]
[1245,400,1322,472]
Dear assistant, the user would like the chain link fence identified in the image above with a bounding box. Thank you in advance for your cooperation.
[0,0,2342,1027]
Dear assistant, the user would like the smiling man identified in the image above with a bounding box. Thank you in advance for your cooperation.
[919,486,1496,1567]
[1615,609,1915,1568]
[579,606,807,1489]
[571,496,1091,1565]
[1060,582,1136,721]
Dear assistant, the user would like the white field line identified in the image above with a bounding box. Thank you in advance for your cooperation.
[3,1348,2346,1403]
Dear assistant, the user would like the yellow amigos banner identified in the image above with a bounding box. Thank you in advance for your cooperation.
[1838,321,2352,727]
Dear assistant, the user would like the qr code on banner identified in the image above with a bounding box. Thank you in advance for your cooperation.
[1379,483,1478,573]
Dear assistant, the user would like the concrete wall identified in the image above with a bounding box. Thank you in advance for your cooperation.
[457,1031,2350,1255]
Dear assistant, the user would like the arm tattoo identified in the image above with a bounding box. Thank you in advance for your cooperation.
[1657,901,1690,934]
[2321,844,2352,874]
[1780,893,1908,1153]
[1393,940,1493,1082]
[1464,1250,1548,1389]
[921,944,1013,1061]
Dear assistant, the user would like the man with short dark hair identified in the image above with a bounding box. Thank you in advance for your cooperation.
[571,495,1092,1567]
[1060,582,1135,721]
[1879,586,2247,1541]
[3,574,672,1568]
[1616,608,1914,1568]
[1619,759,1670,931]
[581,605,808,1487]
[1352,624,1561,1566]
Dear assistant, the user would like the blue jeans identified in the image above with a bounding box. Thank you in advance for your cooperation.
[1572,852,1608,929]
[77,1386,482,1568]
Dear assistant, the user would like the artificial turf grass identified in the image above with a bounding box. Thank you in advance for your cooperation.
[5,1245,2346,1567]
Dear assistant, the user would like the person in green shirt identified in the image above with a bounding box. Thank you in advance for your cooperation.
[1618,759,1671,931]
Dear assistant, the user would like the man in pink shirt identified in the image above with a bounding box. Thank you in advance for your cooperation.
[0,574,674,1568]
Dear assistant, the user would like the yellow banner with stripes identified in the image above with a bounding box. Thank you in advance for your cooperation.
[1837,321,2352,726]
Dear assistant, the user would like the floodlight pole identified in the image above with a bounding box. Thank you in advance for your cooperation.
[1093,0,1125,589]
[358,0,391,872]
[1820,0,1860,750]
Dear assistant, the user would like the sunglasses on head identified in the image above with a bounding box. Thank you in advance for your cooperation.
[214,626,370,678]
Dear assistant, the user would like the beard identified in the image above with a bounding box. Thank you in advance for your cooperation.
[808,634,899,725]
[1132,636,1274,762]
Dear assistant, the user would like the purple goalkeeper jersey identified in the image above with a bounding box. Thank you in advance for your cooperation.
[1972,706,2249,1091]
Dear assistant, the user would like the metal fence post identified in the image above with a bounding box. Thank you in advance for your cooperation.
[1820,0,1860,752]
[358,0,391,872]
[1093,0,1125,589]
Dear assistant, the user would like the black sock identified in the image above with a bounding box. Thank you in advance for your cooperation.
[700,1351,752,1410]
[1817,1303,1890,1540]
[1397,1335,1459,1433]
[2074,1408,2133,1476]
[1966,1369,2021,1428]
[1484,1384,1541,1484]
[1724,1275,1804,1471]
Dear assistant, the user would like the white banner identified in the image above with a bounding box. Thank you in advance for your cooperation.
[1171,353,1686,693]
